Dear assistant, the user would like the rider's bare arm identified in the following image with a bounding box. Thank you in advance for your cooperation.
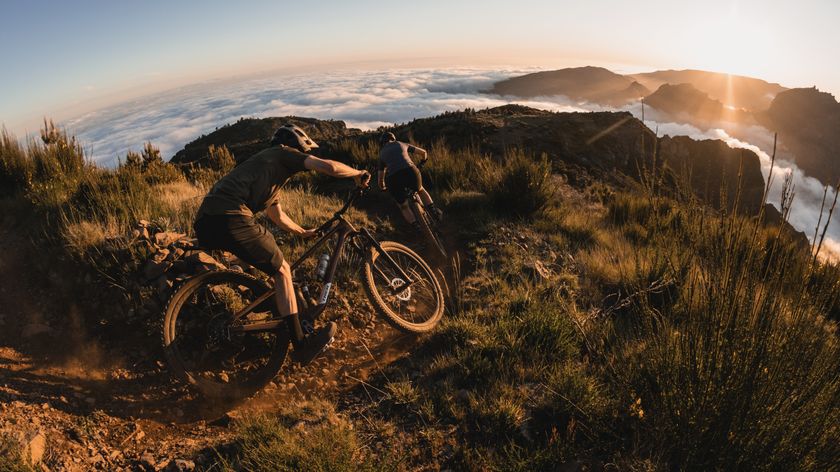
[304,156,369,187]
[408,145,428,163]
[378,168,387,190]
[266,202,315,237]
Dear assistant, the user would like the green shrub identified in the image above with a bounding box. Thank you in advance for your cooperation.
[0,121,87,204]
[534,206,600,248]
[207,144,235,173]
[612,198,840,470]
[0,128,32,196]
[606,192,657,226]
[422,141,485,193]
[216,402,391,472]
[478,150,554,219]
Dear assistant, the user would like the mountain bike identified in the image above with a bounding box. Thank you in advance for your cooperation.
[162,187,445,399]
[396,160,448,260]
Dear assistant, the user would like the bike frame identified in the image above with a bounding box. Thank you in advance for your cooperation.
[228,190,414,339]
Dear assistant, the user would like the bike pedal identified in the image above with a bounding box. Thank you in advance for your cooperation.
[301,318,315,335]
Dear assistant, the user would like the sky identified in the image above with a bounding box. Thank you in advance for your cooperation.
[2,0,839,133]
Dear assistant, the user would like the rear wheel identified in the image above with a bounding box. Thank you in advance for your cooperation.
[409,199,447,260]
[362,241,445,333]
[162,270,288,400]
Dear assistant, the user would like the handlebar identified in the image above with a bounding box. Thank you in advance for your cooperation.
[314,184,369,235]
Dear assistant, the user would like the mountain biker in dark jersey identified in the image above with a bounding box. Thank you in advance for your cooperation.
[194,124,370,366]
[377,132,442,230]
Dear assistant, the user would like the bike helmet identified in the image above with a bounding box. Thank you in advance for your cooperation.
[270,124,319,152]
[380,131,396,146]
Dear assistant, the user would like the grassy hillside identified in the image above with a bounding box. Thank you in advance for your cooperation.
[0,114,838,471]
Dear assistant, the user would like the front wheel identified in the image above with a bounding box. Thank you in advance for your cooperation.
[362,241,445,333]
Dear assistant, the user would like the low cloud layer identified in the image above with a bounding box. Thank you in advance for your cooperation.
[67,67,582,166]
[66,67,838,260]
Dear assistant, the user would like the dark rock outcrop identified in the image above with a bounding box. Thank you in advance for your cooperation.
[644,83,753,128]
[392,105,652,174]
[763,87,840,187]
[631,69,787,111]
[397,106,765,213]
[168,105,768,214]
[657,136,765,214]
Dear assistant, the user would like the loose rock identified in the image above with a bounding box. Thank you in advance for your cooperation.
[166,458,196,471]
[25,431,46,465]
[154,231,187,247]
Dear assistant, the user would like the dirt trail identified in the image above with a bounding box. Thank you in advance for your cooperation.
[0,227,420,470]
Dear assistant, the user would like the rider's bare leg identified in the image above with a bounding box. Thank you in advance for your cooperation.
[399,202,416,223]
[275,260,335,365]
[417,187,434,206]
[274,261,296,316]
[275,261,304,343]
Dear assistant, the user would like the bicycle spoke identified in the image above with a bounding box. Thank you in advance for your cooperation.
[370,248,439,325]
[171,276,284,391]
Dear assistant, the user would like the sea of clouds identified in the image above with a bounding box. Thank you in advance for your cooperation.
[66,67,584,166]
[65,67,838,260]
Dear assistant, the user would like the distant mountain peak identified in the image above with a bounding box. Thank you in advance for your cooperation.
[631,69,787,110]
[488,66,788,112]
[764,87,840,187]
[488,66,640,106]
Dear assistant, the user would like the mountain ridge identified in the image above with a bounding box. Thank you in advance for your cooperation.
[488,66,787,110]
[171,105,768,215]
[763,87,840,186]
[488,66,649,106]
[630,68,787,110]
[488,67,840,188]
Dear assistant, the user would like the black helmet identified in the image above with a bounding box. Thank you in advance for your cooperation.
[271,124,319,152]
[380,131,396,146]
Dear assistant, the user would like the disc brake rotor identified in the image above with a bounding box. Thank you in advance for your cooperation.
[390,278,412,302]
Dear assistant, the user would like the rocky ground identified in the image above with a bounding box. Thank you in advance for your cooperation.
[0,224,424,471]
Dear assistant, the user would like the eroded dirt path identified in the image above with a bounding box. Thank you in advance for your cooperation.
[0,227,420,470]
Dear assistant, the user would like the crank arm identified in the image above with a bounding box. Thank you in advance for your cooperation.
[228,319,283,334]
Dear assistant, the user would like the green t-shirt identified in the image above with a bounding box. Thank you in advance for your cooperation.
[196,145,308,218]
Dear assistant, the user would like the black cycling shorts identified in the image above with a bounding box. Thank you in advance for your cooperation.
[194,215,284,274]
[385,166,422,204]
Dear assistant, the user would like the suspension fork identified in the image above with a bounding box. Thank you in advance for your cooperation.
[359,228,415,294]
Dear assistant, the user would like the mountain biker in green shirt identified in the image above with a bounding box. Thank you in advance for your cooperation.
[377,132,442,231]
[194,124,370,366]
